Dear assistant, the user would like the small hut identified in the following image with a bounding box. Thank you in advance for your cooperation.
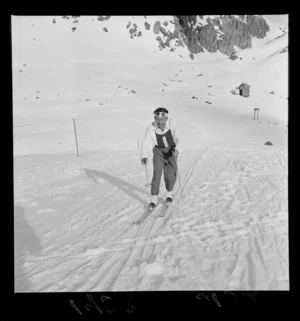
[238,83,250,97]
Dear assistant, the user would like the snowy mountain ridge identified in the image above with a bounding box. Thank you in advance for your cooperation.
[51,15,287,59]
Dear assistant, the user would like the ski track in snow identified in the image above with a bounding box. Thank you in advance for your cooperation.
[14,147,288,291]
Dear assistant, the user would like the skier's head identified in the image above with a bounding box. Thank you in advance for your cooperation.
[153,107,168,129]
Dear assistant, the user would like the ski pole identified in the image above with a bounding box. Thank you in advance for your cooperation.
[144,163,151,187]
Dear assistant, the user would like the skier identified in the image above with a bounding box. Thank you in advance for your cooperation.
[140,107,180,210]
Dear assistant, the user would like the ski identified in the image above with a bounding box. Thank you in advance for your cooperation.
[159,198,172,217]
[166,201,172,207]
[133,202,159,225]
[133,210,150,225]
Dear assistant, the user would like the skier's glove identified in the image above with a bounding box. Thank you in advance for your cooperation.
[141,158,148,165]
[173,149,179,157]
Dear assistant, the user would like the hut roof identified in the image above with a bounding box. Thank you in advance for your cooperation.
[239,82,250,89]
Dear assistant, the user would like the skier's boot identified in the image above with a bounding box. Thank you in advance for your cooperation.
[166,197,172,207]
[149,203,156,211]
[166,192,173,207]
[149,195,157,211]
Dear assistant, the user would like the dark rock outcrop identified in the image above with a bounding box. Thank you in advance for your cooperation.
[153,21,161,34]
[246,15,269,38]
[176,15,270,56]
[197,23,218,53]
[216,16,252,55]
[144,22,150,30]
[97,16,111,22]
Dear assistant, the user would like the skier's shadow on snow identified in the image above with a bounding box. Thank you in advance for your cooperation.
[83,168,149,208]
[14,204,43,292]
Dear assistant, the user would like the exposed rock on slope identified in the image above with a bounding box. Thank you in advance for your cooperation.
[177,15,270,56]
[58,15,271,58]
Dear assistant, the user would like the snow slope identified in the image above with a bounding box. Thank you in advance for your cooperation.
[13,15,288,291]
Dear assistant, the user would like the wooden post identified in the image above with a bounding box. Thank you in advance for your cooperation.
[73,119,79,157]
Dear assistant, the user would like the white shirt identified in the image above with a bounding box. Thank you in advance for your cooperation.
[140,118,180,159]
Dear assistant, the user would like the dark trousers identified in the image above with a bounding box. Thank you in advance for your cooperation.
[151,146,177,196]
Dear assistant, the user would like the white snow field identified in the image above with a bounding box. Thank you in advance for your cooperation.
[13,15,288,292]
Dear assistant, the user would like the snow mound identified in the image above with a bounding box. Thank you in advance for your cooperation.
[143,262,165,276]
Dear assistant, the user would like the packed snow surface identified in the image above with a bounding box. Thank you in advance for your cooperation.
[13,15,288,291]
